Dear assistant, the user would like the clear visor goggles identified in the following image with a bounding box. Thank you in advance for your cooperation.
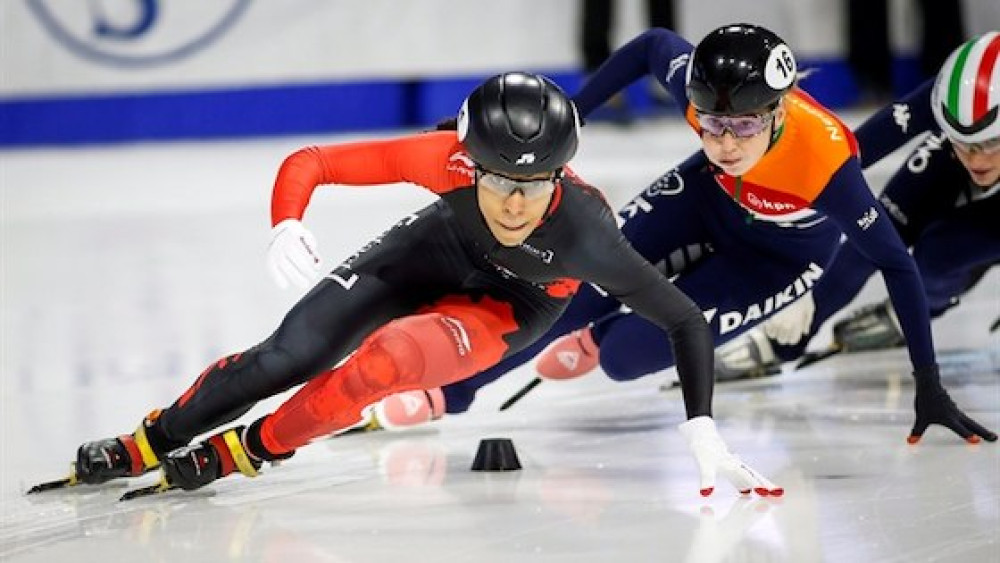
[477,168,559,200]
[949,136,1000,155]
[696,110,775,138]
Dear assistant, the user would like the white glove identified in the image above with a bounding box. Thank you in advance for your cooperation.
[267,219,322,289]
[763,291,815,345]
[678,416,782,497]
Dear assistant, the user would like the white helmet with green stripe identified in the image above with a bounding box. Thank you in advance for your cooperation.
[931,31,1000,144]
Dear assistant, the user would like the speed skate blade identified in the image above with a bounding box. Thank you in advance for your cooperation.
[26,464,79,494]
[795,346,842,369]
[120,480,175,502]
[26,477,76,494]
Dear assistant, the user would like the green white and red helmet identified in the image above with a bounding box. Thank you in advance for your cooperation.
[931,31,1000,145]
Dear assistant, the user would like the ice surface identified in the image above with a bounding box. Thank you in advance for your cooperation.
[2,119,997,562]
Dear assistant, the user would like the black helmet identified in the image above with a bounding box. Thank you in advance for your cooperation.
[686,24,797,115]
[457,72,580,176]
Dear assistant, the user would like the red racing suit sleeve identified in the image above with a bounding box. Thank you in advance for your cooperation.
[270,131,468,225]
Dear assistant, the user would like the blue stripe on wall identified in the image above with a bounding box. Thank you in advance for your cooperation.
[0,81,410,146]
[0,57,926,147]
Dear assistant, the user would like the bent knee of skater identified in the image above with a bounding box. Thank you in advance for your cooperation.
[346,327,424,394]
[599,353,652,382]
[597,334,665,381]
[345,314,471,394]
[441,384,475,414]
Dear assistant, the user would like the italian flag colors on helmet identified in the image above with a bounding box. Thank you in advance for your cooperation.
[931,31,1000,144]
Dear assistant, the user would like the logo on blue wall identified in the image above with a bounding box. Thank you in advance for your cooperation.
[26,0,251,68]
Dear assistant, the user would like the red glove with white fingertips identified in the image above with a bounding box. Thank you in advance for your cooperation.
[267,219,322,290]
[678,416,783,497]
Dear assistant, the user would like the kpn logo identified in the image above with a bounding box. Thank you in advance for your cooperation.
[26,0,250,67]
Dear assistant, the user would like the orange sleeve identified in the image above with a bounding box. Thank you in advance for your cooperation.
[270,131,467,225]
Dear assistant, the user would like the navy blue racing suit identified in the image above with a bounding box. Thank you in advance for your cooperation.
[442,29,938,412]
[775,80,1000,361]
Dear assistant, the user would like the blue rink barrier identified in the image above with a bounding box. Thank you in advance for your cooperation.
[0,80,409,146]
[0,58,924,147]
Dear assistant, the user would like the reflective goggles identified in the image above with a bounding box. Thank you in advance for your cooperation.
[696,111,774,138]
[950,136,1000,155]
[477,169,559,200]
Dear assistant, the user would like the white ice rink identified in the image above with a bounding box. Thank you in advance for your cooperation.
[2,118,998,562]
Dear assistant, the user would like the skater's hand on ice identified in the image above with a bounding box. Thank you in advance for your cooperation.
[910,366,997,444]
[678,416,783,497]
[763,292,815,345]
[267,219,322,290]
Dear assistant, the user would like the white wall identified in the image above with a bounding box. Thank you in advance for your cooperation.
[2,0,996,105]
[2,0,582,96]
[963,0,1000,36]
[7,0,976,98]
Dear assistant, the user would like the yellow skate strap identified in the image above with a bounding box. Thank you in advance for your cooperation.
[223,430,259,477]
[133,423,161,469]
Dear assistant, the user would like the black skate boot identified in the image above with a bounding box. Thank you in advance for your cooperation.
[28,410,177,493]
[75,410,174,485]
[833,299,905,352]
[159,427,262,491]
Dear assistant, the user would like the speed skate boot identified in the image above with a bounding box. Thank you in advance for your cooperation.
[832,299,904,352]
[75,410,179,485]
[341,388,447,434]
[535,328,600,380]
[159,426,263,491]
[371,388,447,431]
[714,329,782,382]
